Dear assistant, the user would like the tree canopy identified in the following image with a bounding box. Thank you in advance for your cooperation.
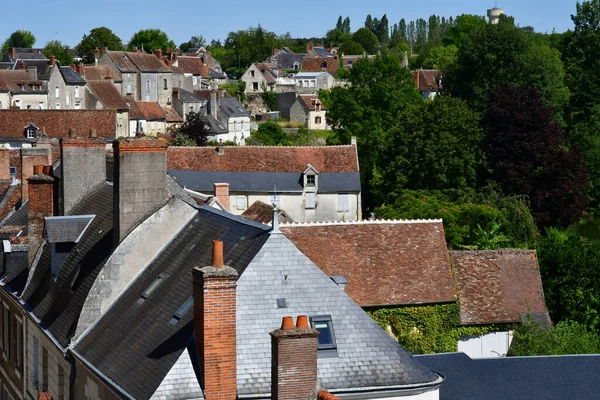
[1,30,35,55]
[352,28,380,55]
[76,27,124,64]
[127,29,175,53]
[175,111,210,146]
[43,40,74,65]
[179,35,206,53]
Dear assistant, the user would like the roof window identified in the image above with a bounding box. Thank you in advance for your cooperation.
[310,315,338,357]
[169,296,193,326]
[137,272,169,305]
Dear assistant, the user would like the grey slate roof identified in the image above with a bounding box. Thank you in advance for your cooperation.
[272,53,305,69]
[0,200,27,229]
[177,88,206,104]
[219,97,248,118]
[168,171,361,193]
[45,215,95,243]
[21,183,113,347]
[417,352,600,400]
[59,66,86,85]
[74,206,270,400]
[203,115,228,134]
[236,233,441,396]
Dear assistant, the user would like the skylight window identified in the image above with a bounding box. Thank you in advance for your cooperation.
[169,296,193,326]
[137,273,168,305]
[310,315,337,351]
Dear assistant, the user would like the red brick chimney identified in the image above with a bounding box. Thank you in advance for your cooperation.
[94,47,100,59]
[9,48,16,59]
[0,149,10,181]
[154,48,163,60]
[200,63,209,78]
[76,62,84,75]
[70,63,76,72]
[270,315,320,400]
[193,240,238,400]
[28,165,54,265]
[307,41,314,53]
[21,147,51,202]
[49,56,56,66]
[213,183,229,210]
[273,48,279,56]
[18,60,26,70]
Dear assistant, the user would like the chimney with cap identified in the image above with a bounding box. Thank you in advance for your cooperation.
[18,60,26,70]
[60,129,107,215]
[210,90,218,120]
[28,165,54,265]
[113,138,169,244]
[270,315,320,400]
[94,48,100,65]
[154,48,163,60]
[213,183,229,210]
[193,240,238,400]
[20,147,51,202]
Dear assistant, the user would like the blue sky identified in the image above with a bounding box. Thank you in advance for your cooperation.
[1,0,580,48]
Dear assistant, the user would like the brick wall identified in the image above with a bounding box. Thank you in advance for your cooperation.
[27,168,54,264]
[0,149,10,181]
[21,148,51,202]
[193,257,238,400]
[213,183,229,210]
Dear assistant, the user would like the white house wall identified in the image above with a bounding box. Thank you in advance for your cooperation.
[0,93,10,109]
[458,331,514,358]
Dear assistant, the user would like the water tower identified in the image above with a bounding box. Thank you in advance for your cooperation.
[487,7,505,24]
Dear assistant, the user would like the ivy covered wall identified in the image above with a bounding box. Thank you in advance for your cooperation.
[368,303,514,354]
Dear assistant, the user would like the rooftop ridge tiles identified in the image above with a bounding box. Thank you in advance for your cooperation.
[198,204,271,231]
[169,144,355,149]
[449,249,537,255]
[280,218,443,227]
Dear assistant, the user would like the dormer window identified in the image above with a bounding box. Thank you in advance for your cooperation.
[25,124,38,139]
[306,175,315,186]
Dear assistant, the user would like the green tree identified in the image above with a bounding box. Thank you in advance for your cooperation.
[352,28,379,54]
[128,29,175,53]
[342,17,351,34]
[442,14,486,46]
[246,122,289,145]
[339,40,365,55]
[260,85,277,111]
[43,40,74,65]
[510,320,600,356]
[536,228,600,330]
[375,96,483,203]
[170,133,196,147]
[76,27,123,64]
[421,45,458,71]
[1,30,36,55]
[175,111,210,146]
[179,35,206,53]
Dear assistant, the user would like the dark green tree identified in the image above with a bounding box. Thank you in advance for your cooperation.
[76,27,123,64]
[247,122,289,145]
[375,14,390,44]
[127,29,175,53]
[176,111,210,146]
[365,15,374,31]
[442,14,486,46]
[1,30,36,55]
[339,41,365,55]
[179,35,206,53]
[336,16,344,31]
[399,19,408,43]
[510,320,600,356]
[352,28,379,54]
[342,17,351,34]
[43,40,74,65]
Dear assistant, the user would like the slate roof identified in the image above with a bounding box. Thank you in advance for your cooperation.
[167,145,359,173]
[450,250,549,325]
[59,66,86,85]
[176,88,206,104]
[270,53,305,69]
[0,201,27,232]
[82,65,114,81]
[75,206,270,400]
[168,171,361,193]
[21,60,52,81]
[2,48,47,61]
[417,352,600,400]
[0,110,116,138]
[87,80,129,110]
[414,69,441,92]
[203,115,228,134]
[21,183,114,347]
[236,233,441,395]
[218,97,248,118]
[281,220,456,307]
[241,201,295,225]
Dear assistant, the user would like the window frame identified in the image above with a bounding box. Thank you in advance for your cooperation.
[14,316,22,375]
[306,174,316,187]
[305,192,316,209]
[310,315,338,351]
[337,193,350,212]
[236,195,247,210]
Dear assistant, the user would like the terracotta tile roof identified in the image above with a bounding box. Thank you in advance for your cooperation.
[241,201,294,225]
[175,56,204,75]
[450,250,549,325]
[301,57,339,74]
[126,51,171,72]
[0,110,116,138]
[414,69,441,92]
[163,107,182,122]
[87,81,129,110]
[0,70,45,93]
[167,145,359,173]
[132,101,165,121]
[281,220,456,307]
[107,51,138,72]
[299,95,326,111]
[83,65,114,81]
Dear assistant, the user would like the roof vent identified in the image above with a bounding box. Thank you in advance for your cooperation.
[277,298,287,309]
[330,275,348,291]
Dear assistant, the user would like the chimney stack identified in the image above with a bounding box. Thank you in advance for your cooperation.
[102,47,108,55]
[193,240,238,400]
[94,48,100,65]
[9,48,16,60]
[18,60,26,70]
[49,56,56,66]
[77,62,84,75]
[210,90,218,120]
[270,315,320,400]
[70,63,76,72]
[28,165,54,265]
[20,147,51,202]
[60,131,107,215]
[213,183,229,210]
[0,149,10,181]
[154,48,163,60]
[26,67,37,81]
[113,138,169,244]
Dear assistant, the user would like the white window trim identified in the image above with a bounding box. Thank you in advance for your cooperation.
[14,315,22,379]
[337,193,350,212]
[305,192,316,209]
[236,195,247,210]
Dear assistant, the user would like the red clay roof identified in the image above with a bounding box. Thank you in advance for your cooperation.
[83,65,114,81]
[450,250,549,325]
[414,69,441,92]
[87,81,129,110]
[0,70,45,93]
[134,102,165,121]
[0,110,116,138]
[299,95,326,111]
[281,220,456,307]
[301,57,339,74]
[126,51,171,72]
[167,145,359,173]
[163,107,182,123]
[176,57,204,75]
[241,201,294,225]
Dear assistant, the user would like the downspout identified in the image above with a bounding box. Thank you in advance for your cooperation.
[66,351,76,400]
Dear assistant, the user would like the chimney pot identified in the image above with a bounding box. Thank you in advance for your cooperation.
[296,315,310,329]
[281,316,294,330]
[18,60,26,70]
[211,240,224,268]
[42,165,52,176]
[69,128,76,138]
[49,56,56,66]
[33,165,43,175]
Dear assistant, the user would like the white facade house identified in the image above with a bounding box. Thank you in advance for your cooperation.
[295,71,336,91]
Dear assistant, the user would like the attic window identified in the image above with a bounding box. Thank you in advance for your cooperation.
[26,126,37,139]
[137,272,169,305]
[310,315,338,357]
[306,175,315,186]
[169,296,193,326]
